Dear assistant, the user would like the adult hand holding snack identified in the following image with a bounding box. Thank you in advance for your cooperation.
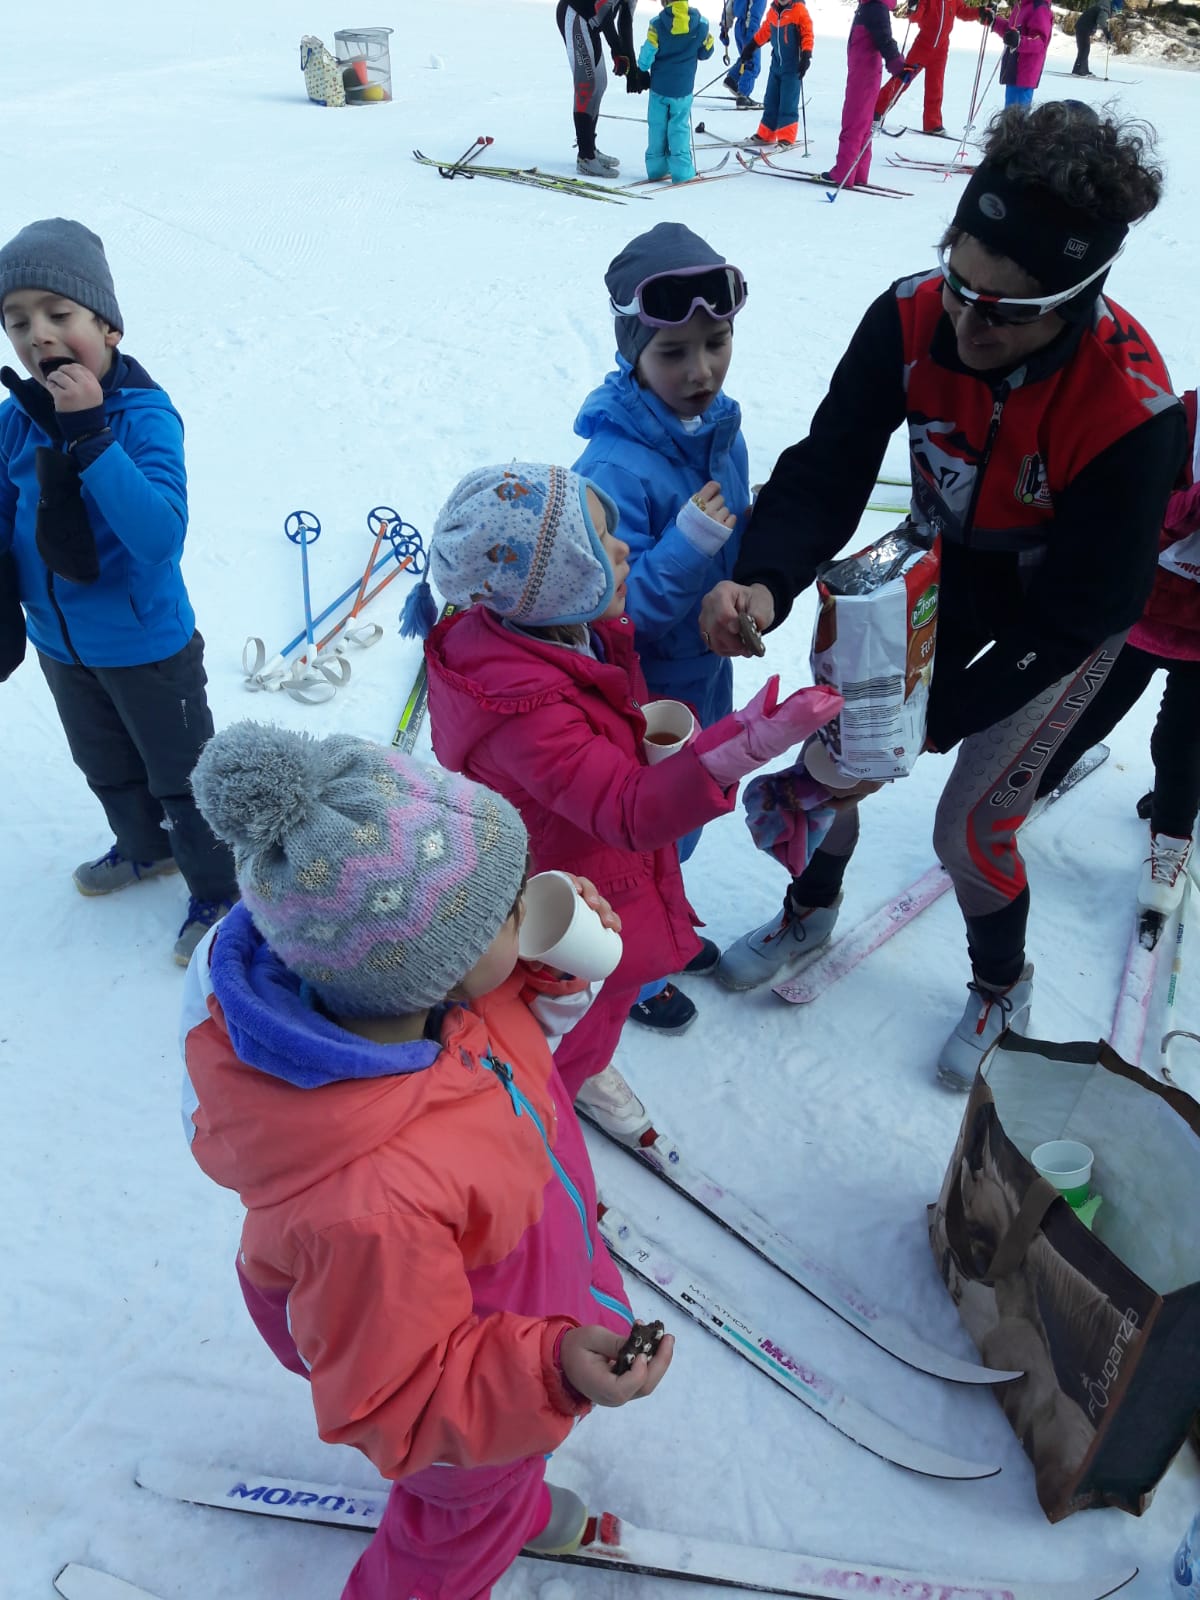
[698,578,775,656]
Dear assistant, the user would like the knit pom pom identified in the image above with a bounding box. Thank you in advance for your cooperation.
[399,578,439,640]
[192,721,317,850]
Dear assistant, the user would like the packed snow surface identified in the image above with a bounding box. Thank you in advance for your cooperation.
[3,2,1199,1596]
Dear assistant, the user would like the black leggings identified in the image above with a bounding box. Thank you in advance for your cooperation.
[1037,642,1200,838]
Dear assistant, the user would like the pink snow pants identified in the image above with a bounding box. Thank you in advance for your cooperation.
[830,31,885,187]
[342,1458,552,1600]
[550,977,641,1099]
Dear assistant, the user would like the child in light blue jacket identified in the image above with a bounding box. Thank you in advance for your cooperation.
[637,2,715,182]
[572,221,751,1032]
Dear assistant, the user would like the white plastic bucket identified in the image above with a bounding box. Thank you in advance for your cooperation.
[334,26,394,103]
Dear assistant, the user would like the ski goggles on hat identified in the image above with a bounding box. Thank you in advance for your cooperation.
[610,263,748,328]
[937,243,1123,327]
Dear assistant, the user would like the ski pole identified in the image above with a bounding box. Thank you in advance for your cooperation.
[949,48,1000,169]
[800,78,809,155]
[961,24,988,140]
[1161,871,1198,1084]
[284,510,321,659]
[438,135,493,180]
[827,75,911,202]
[696,65,732,96]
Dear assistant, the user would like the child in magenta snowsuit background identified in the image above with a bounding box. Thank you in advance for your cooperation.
[416,462,839,1137]
[826,0,908,188]
[182,724,674,1600]
[988,0,1052,105]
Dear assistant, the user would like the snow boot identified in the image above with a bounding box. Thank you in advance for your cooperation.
[936,964,1034,1091]
[1138,831,1193,917]
[577,155,619,178]
[73,845,178,896]
[716,895,841,991]
[679,937,720,976]
[628,982,697,1033]
[173,895,239,966]
[594,148,620,170]
[525,1484,588,1556]
[575,1062,652,1144]
[734,93,760,110]
[1135,790,1153,821]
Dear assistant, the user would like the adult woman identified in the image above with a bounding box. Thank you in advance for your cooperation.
[698,102,1186,1087]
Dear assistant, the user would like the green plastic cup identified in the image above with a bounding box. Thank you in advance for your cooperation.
[1032,1140,1094,1210]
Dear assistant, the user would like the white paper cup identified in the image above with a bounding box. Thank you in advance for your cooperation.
[1031,1140,1095,1207]
[518,870,623,981]
[802,738,860,794]
[642,699,695,765]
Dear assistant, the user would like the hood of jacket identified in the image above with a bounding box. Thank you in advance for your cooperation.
[573,358,743,476]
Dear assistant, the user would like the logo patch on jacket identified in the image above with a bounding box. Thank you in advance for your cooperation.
[1014,452,1052,508]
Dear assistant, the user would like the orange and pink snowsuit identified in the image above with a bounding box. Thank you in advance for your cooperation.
[181,903,632,1600]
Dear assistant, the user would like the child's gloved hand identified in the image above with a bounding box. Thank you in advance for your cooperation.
[678,481,737,556]
[888,55,912,80]
[34,447,100,585]
[45,361,104,413]
[1003,26,1020,46]
[692,676,844,790]
[559,1323,674,1407]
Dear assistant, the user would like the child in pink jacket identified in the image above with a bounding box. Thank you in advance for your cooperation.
[981,0,1051,106]
[415,462,840,1141]
[183,722,673,1600]
[822,0,909,189]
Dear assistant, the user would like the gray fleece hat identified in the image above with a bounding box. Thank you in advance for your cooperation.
[0,218,123,333]
[605,221,730,367]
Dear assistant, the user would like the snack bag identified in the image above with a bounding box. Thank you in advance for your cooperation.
[809,528,940,781]
[300,35,346,106]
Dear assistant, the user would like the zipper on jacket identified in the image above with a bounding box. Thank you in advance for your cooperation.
[482,1052,632,1324]
[962,387,1008,554]
[45,569,83,665]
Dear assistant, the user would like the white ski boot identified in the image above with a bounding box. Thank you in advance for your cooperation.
[936,964,1034,1091]
[577,154,619,178]
[716,895,841,991]
[594,148,620,170]
[1138,831,1192,916]
[524,1484,588,1555]
[575,1062,651,1144]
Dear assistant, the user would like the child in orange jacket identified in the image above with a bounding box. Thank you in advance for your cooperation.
[181,723,673,1600]
[736,0,814,145]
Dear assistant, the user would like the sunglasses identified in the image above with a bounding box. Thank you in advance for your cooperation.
[610,263,748,328]
[937,243,1123,328]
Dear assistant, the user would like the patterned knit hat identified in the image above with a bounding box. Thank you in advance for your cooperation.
[429,462,619,627]
[0,218,123,333]
[191,722,529,1018]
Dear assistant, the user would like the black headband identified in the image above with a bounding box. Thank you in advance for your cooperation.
[953,159,1128,296]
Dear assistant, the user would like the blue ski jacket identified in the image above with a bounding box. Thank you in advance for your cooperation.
[572,357,750,727]
[637,3,715,98]
[0,352,193,666]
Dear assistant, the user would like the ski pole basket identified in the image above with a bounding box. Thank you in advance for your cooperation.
[333,26,394,103]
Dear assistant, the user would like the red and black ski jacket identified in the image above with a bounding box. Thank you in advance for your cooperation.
[736,270,1186,751]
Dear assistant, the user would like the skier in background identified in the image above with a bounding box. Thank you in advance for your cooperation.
[980,0,1052,108]
[1072,0,1117,76]
[1034,384,1200,919]
[735,0,814,147]
[873,0,980,136]
[699,102,1185,1087]
[821,0,909,186]
[637,0,715,183]
[557,0,648,177]
[721,0,769,108]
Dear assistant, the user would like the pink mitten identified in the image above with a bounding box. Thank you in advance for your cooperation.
[693,676,843,790]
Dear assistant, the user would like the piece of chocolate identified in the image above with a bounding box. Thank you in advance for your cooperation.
[613,1319,666,1375]
[737,611,766,657]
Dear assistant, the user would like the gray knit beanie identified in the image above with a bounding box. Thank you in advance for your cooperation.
[192,722,529,1019]
[431,462,620,627]
[605,222,730,367]
[0,218,123,333]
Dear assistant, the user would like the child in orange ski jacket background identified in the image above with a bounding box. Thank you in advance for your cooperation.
[181,723,674,1600]
[737,0,814,145]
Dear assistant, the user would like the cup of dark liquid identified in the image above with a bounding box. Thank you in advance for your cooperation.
[642,700,696,765]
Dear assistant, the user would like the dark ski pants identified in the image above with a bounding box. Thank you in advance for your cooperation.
[785,630,1125,987]
[39,631,238,902]
[1073,7,1101,72]
[1037,642,1200,841]
[558,0,606,158]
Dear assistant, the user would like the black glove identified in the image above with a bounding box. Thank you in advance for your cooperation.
[1003,26,1019,46]
[737,45,755,68]
[627,64,652,92]
[799,48,812,77]
[0,548,26,683]
[979,5,995,23]
[34,447,99,585]
[612,53,630,76]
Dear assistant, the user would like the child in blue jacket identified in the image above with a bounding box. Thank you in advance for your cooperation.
[637,2,715,182]
[0,218,237,963]
[572,221,751,1031]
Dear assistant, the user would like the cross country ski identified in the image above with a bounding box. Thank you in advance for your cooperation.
[133,1459,1139,1600]
[55,1568,162,1600]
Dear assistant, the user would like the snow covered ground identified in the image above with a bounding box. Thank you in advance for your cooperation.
[3,2,1200,1596]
